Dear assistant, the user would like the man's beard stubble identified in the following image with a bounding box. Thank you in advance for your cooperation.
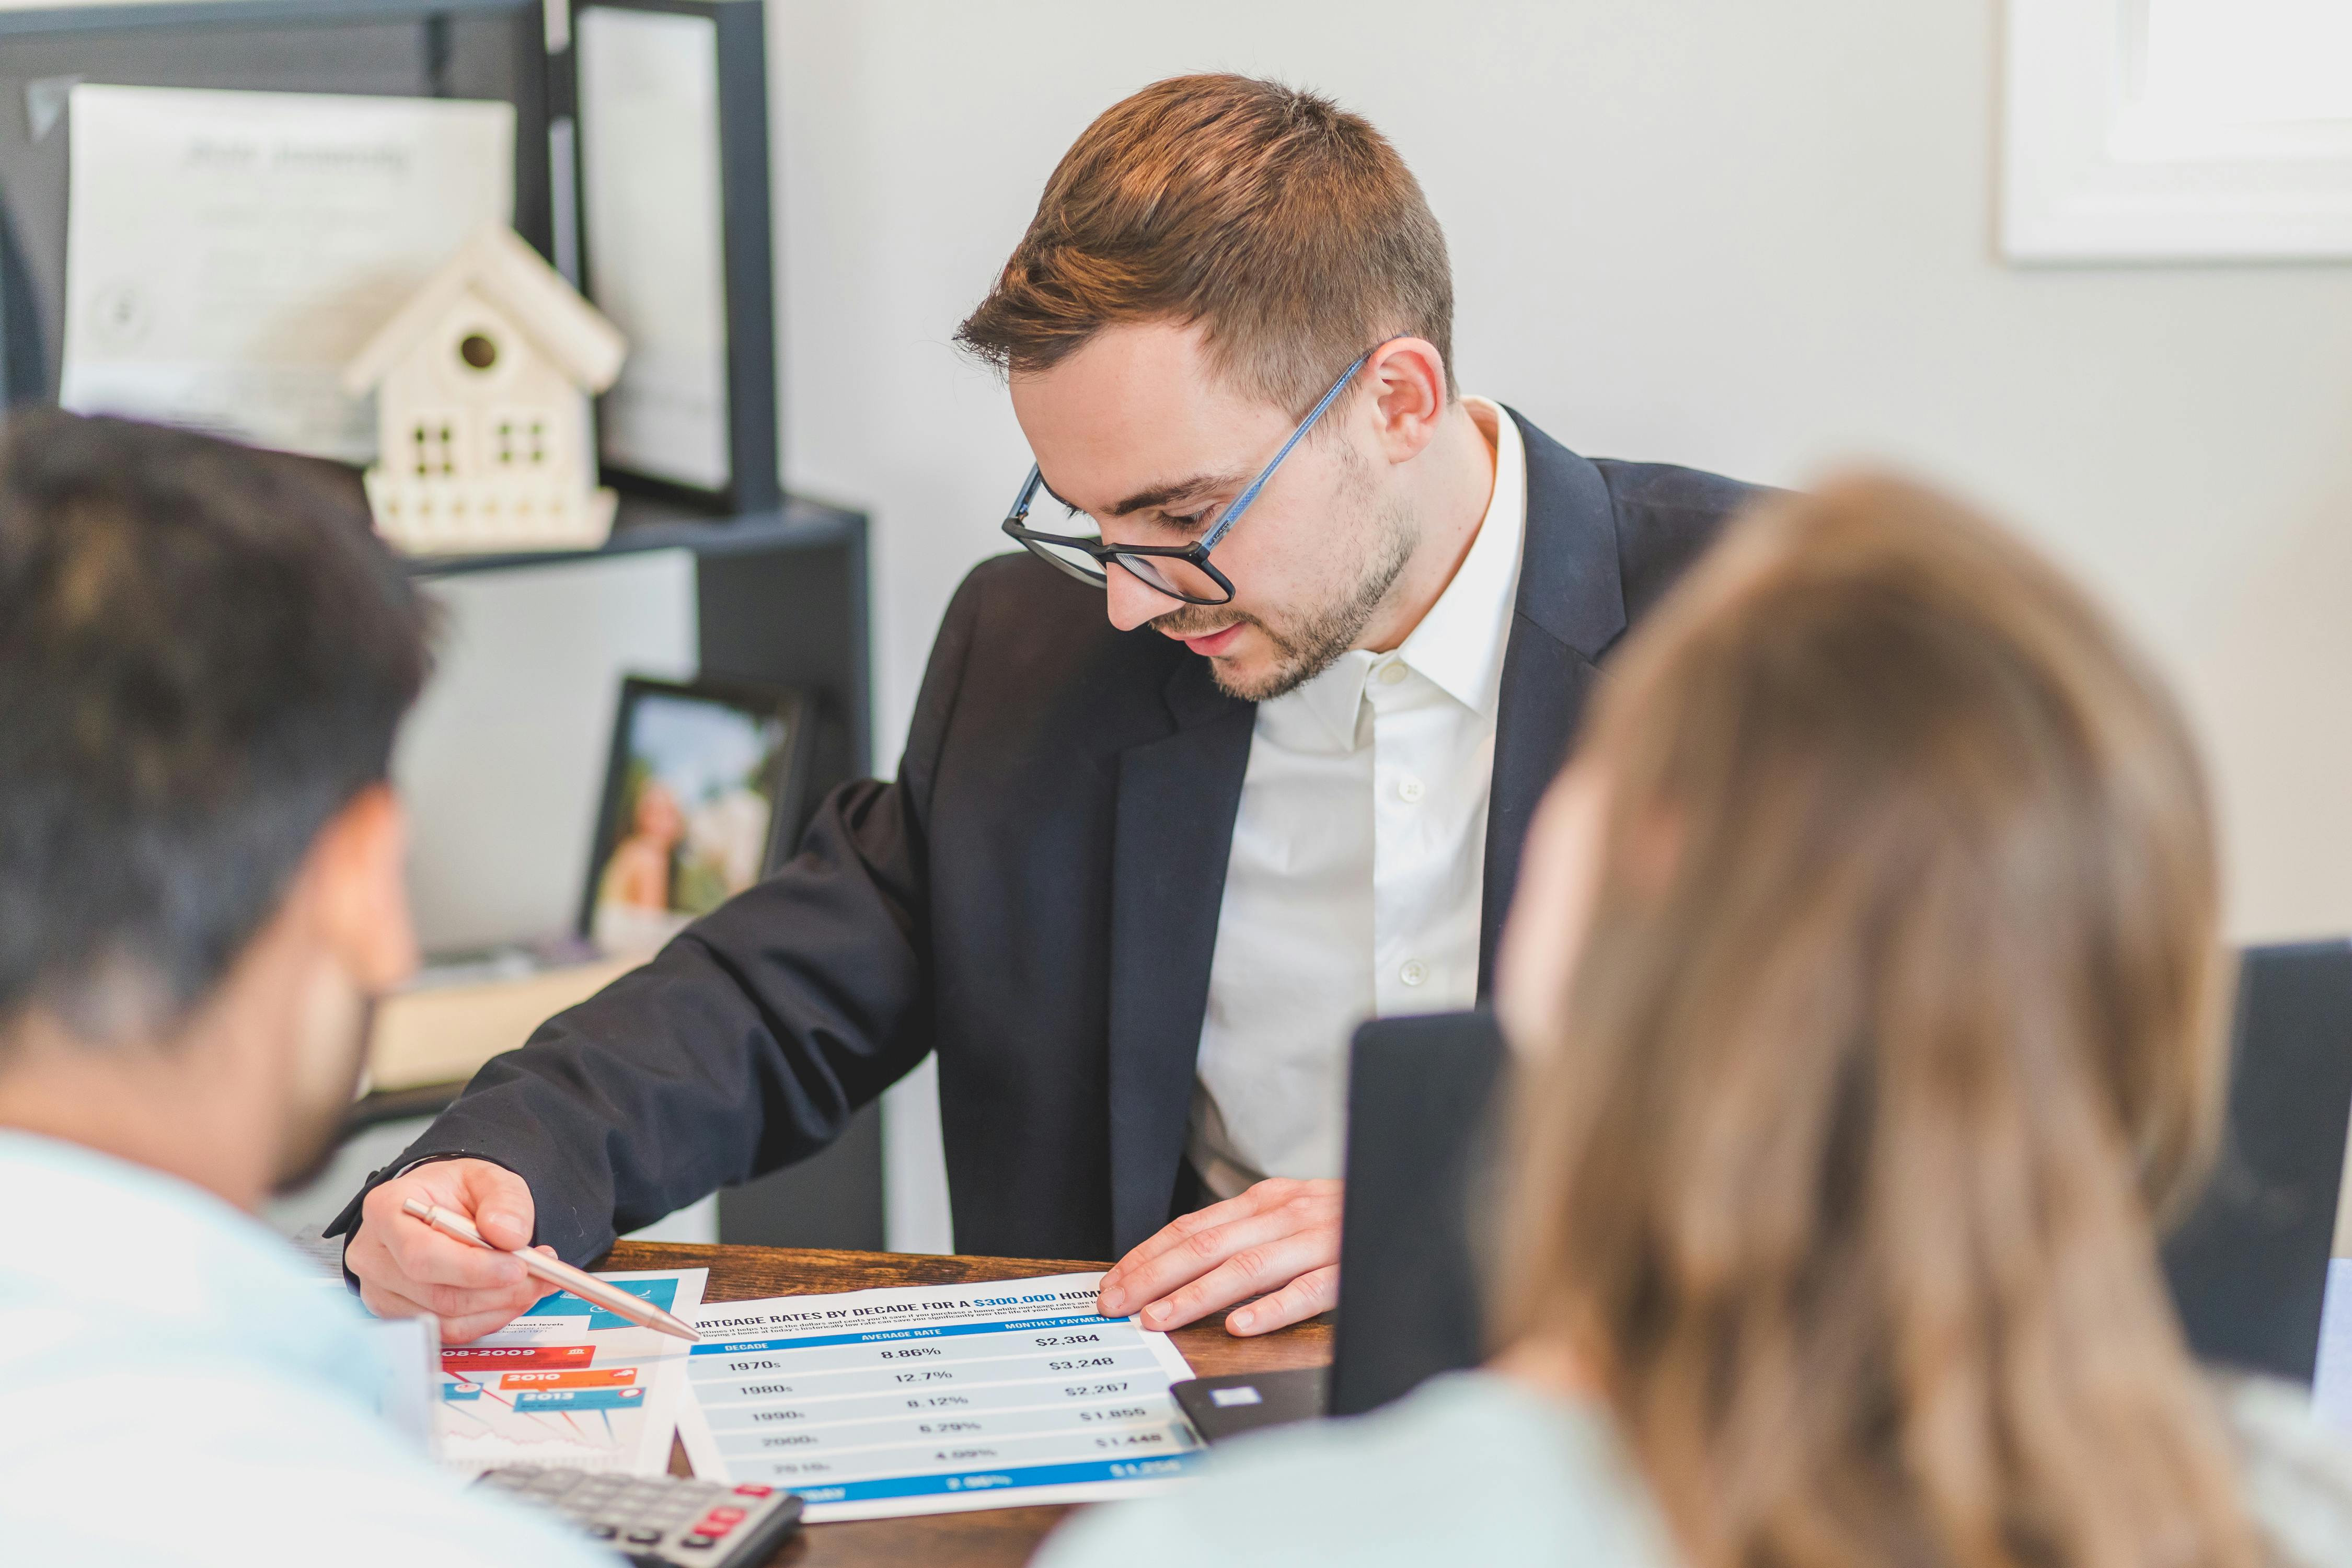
[1154,458,1420,704]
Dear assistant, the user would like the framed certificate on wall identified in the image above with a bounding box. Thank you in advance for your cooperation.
[572,0,778,512]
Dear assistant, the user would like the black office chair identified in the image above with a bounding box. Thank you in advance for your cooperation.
[1330,940,2352,1417]
[2162,940,2352,1381]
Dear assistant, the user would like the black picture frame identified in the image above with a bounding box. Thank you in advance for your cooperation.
[564,0,778,516]
[577,673,816,946]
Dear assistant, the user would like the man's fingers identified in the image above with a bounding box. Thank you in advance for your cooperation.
[358,1278,434,1323]
[381,1212,529,1292]
[1102,1207,1303,1321]
[1224,1265,1338,1336]
[1100,1196,1254,1309]
[456,1162,537,1251]
[419,1272,541,1321]
[363,1171,530,1292]
[1099,1182,1299,1316]
[357,1258,546,1345]
[1137,1227,1335,1332]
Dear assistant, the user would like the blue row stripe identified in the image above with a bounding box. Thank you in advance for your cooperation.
[691,1312,1115,1356]
[791,1452,1198,1505]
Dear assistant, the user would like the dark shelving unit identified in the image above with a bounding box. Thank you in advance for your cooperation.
[400,491,887,1254]
[410,491,877,793]
[0,0,887,1254]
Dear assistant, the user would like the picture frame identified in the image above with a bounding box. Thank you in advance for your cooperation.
[2003,0,2352,263]
[578,674,816,955]
[567,0,779,513]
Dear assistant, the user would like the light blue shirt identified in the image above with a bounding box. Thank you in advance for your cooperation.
[0,1131,608,1567]
[1034,1370,1677,1568]
[1038,1367,2352,1568]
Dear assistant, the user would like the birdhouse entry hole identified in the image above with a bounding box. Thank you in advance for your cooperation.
[458,332,499,371]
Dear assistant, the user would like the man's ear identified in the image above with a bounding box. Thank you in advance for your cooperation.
[309,783,418,997]
[1362,337,1450,466]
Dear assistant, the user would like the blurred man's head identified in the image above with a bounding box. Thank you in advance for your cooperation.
[959,74,1483,702]
[0,409,429,1208]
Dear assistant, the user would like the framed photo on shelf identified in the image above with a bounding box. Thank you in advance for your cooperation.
[570,0,779,512]
[579,674,815,958]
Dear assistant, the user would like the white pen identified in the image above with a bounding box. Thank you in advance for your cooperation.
[401,1197,702,1343]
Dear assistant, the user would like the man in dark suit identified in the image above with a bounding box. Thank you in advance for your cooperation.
[336,73,1757,1344]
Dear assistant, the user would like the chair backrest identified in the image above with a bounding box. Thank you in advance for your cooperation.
[1333,940,2352,1413]
[2161,939,2352,1381]
[1330,1010,1505,1417]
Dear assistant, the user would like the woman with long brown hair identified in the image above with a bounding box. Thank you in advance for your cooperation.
[1040,476,2352,1568]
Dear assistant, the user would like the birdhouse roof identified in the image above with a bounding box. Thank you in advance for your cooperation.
[341,224,626,397]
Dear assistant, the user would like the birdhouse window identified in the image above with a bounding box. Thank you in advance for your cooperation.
[492,411,551,467]
[409,418,457,478]
[458,332,499,372]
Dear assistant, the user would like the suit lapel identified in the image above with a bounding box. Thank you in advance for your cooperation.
[1106,655,1254,1254]
[1478,412,1630,994]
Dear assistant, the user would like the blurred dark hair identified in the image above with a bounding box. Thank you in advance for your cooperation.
[0,408,430,1045]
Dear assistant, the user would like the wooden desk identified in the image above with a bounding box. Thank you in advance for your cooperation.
[601,1241,1332,1568]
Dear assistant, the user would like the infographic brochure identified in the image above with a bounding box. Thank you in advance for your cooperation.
[676,1271,1202,1522]
[436,1267,707,1477]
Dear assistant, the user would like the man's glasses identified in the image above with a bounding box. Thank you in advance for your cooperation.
[1000,347,1378,607]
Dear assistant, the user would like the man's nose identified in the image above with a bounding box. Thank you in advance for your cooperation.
[1104,564,1174,632]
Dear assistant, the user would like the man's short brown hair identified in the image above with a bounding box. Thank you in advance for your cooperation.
[956,74,1455,415]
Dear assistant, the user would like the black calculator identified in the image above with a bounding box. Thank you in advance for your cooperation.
[473,1464,804,1567]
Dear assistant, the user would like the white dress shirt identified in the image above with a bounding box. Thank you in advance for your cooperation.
[1187,398,1527,1200]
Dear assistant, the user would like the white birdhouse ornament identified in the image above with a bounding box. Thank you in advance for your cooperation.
[343,224,627,554]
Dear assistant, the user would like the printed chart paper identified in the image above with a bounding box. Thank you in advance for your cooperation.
[437,1267,706,1477]
[678,1272,1201,1521]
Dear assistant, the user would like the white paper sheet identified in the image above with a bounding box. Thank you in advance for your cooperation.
[436,1267,707,1478]
[60,85,512,462]
[678,1271,1203,1522]
[2315,1259,2352,1435]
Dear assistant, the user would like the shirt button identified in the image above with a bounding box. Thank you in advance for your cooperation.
[1378,662,1409,686]
[1399,960,1428,987]
[1396,776,1425,804]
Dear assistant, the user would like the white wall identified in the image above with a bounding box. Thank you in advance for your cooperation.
[24,1,2352,1251]
[767,0,2352,1249]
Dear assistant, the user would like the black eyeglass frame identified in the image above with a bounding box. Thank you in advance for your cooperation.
[999,345,1381,606]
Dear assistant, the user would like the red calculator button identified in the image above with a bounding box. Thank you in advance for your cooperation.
[706,1507,746,1524]
[696,1520,736,1537]
[733,1484,772,1497]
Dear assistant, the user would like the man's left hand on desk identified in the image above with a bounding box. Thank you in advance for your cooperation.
[1096,1177,1341,1336]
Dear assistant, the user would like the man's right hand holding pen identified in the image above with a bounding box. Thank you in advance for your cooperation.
[348,1157,555,1343]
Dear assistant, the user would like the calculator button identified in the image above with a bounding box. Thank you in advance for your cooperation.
[586,1524,617,1540]
[682,1534,717,1549]
[625,1530,664,1546]
[733,1484,773,1497]
[705,1507,746,1525]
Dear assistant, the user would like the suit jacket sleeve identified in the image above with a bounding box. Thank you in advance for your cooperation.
[326,569,984,1265]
